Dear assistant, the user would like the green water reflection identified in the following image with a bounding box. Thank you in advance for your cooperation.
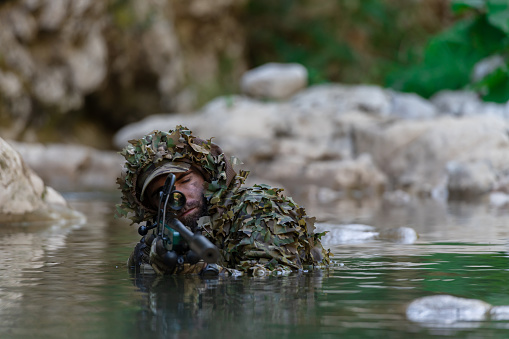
[1,195,509,338]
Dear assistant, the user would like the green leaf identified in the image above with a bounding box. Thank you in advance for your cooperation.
[487,0,509,33]
[471,66,509,102]
[451,0,486,14]
[388,15,507,98]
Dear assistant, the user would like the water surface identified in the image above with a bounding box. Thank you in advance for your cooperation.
[1,193,509,338]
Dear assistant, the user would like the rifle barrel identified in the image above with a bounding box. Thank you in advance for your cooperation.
[168,218,219,263]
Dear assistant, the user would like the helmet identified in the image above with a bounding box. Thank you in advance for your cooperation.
[116,125,239,224]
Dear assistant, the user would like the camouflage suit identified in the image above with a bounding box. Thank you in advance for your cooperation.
[117,126,330,275]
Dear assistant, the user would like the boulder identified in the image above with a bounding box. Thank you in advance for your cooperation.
[388,91,437,119]
[290,84,391,115]
[303,154,387,193]
[113,84,509,201]
[241,63,308,100]
[446,161,497,198]
[354,115,509,197]
[10,142,123,192]
[0,138,84,224]
[407,295,491,323]
[407,294,509,323]
[431,90,509,119]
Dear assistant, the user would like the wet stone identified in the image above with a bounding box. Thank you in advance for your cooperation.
[406,295,491,324]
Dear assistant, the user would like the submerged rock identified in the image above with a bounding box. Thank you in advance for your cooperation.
[407,295,491,324]
[378,226,418,244]
[316,223,418,245]
[407,294,509,324]
[0,138,84,224]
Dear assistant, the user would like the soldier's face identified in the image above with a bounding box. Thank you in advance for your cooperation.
[146,169,208,229]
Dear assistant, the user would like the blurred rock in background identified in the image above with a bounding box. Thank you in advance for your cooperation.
[0,0,247,147]
[3,0,509,205]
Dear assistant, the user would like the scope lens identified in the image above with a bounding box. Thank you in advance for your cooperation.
[169,191,186,210]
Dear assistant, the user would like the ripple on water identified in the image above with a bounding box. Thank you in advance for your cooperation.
[2,197,509,338]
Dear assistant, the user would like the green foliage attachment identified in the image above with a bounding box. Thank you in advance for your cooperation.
[116,126,233,224]
[116,126,331,272]
[199,183,330,272]
[388,0,509,102]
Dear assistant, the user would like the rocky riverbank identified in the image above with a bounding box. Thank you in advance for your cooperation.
[0,138,85,223]
[113,69,509,204]
[3,63,509,221]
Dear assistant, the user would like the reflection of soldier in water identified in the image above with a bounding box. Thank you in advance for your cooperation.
[117,126,330,276]
[130,270,327,337]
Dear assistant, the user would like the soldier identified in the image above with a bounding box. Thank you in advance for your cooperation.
[117,126,330,276]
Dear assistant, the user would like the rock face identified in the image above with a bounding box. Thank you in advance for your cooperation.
[114,83,509,201]
[0,137,83,224]
[8,61,508,201]
[0,0,247,143]
[0,0,107,140]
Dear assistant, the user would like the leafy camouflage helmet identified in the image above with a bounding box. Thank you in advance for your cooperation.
[116,126,239,224]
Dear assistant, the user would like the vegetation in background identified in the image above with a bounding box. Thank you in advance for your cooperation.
[388,0,509,102]
[244,0,509,103]
[244,0,452,86]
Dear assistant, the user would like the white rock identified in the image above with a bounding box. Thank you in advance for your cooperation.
[32,66,67,105]
[39,0,67,31]
[490,306,509,321]
[11,142,123,191]
[113,84,509,201]
[67,31,107,94]
[472,55,505,82]
[316,223,378,245]
[488,191,509,207]
[304,154,387,192]
[406,295,491,323]
[0,137,82,223]
[446,161,496,197]
[382,190,412,206]
[389,91,437,119]
[241,62,308,100]
[0,70,23,98]
[291,84,391,115]
[431,90,509,119]
[431,90,482,116]
[354,115,509,196]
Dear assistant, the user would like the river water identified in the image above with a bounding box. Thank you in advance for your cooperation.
[1,192,509,338]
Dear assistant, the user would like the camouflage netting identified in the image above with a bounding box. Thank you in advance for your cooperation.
[116,125,238,224]
[117,126,330,273]
[199,183,330,272]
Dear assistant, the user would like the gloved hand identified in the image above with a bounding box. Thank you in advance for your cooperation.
[144,235,176,274]
[145,233,209,275]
